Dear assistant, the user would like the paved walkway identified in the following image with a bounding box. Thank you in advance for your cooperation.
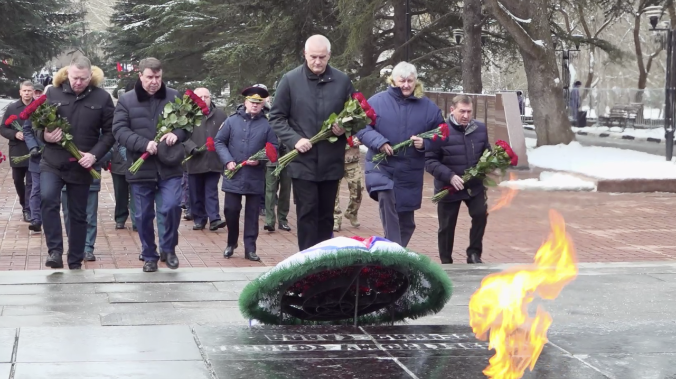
[0,138,674,270]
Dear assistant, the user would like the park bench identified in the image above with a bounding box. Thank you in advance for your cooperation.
[598,103,643,130]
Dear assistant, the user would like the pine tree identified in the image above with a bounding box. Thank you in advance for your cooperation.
[0,0,81,94]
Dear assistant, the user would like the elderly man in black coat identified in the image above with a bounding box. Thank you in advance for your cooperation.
[269,34,356,251]
[39,56,115,270]
[425,95,490,265]
[113,58,189,272]
[183,87,227,231]
[1,80,35,223]
[215,86,278,261]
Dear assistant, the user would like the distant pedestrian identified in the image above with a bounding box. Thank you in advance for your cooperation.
[516,91,525,116]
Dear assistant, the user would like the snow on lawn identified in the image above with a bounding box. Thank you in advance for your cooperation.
[526,139,676,180]
[571,126,665,140]
[500,171,596,192]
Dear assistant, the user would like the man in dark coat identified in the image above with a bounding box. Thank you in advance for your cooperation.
[113,57,188,273]
[425,95,491,264]
[269,34,356,250]
[215,86,278,261]
[39,56,115,270]
[183,87,227,231]
[1,80,34,223]
[110,142,136,230]
[357,62,444,248]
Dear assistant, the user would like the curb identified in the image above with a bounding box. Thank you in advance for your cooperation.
[522,125,676,145]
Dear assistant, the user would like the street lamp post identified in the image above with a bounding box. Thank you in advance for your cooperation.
[552,34,581,109]
[405,0,411,61]
[644,6,675,161]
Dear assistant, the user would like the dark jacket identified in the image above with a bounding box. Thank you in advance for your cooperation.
[183,104,227,174]
[215,107,278,195]
[110,142,129,175]
[269,64,355,181]
[113,79,188,183]
[425,117,491,203]
[1,99,31,168]
[40,66,115,184]
[22,120,43,173]
[357,86,444,212]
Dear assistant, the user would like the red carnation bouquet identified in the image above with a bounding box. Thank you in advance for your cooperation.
[272,92,375,176]
[0,151,6,164]
[371,123,450,165]
[182,136,216,164]
[431,140,519,203]
[4,115,23,132]
[224,142,277,179]
[129,90,209,174]
[19,95,100,179]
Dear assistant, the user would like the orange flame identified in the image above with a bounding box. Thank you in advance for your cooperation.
[489,173,518,212]
[468,210,578,379]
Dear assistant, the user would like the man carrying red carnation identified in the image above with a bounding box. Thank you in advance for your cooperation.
[182,88,227,231]
[425,95,491,264]
[215,86,279,261]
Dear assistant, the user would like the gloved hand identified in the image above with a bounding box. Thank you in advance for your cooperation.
[29,147,40,157]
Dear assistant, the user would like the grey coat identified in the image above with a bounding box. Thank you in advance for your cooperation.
[183,105,227,174]
[215,107,278,195]
[269,64,355,181]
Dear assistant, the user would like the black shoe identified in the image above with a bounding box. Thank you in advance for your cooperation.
[132,225,138,232]
[28,221,42,232]
[159,252,167,262]
[143,261,158,272]
[193,223,206,230]
[440,258,453,264]
[45,252,64,269]
[164,252,179,269]
[278,223,291,232]
[84,252,96,261]
[467,253,483,264]
[245,251,260,261]
[115,222,125,230]
[209,220,226,231]
[183,211,193,221]
[69,264,82,270]
[263,224,275,232]
[224,245,237,258]
[138,254,144,261]
[22,211,31,223]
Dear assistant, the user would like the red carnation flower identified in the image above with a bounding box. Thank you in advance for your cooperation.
[185,89,210,116]
[365,108,377,125]
[359,99,371,112]
[352,92,366,103]
[432,134,438,141]
[19,95,46,120]
[439,123,450,140]
[5,115,17,126]
[206,137,216,152]
[347,136,355,147]
[496,140,518,166]
[265,142,277,163]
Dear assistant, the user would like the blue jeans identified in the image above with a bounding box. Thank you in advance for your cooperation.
[30,172,41,223]
[131,177,181,261]
[62,190,98,254]
[40,171,89,266]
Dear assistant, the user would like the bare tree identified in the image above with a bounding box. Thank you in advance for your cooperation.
[462,0,483,93]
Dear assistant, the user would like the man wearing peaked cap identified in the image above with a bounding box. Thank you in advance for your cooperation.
[241,86,269,103]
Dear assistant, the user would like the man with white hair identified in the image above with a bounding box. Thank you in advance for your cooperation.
[270,34,356,250]
[357,61,444,247]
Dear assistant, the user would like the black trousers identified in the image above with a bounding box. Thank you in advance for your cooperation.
[40,171,89,267]
[12,167,32,212]
[111,173,132,224]
[437,194,488,263]
[292,178,339,251]
[224,192,261,252]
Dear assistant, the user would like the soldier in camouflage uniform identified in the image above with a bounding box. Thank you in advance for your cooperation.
[333,137,363,231]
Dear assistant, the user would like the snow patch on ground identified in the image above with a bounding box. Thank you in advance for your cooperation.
[572,126,665,140]
[500,172,596,192]
[525,139,676,179]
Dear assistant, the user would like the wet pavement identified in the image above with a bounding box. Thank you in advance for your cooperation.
[0,263,670,378]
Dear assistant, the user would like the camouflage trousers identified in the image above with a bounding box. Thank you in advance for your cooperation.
[334,161,363,228]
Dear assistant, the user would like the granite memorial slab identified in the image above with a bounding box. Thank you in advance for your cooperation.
[107,290,239,303]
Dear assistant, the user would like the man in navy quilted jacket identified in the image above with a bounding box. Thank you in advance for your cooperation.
[425,95,491,264]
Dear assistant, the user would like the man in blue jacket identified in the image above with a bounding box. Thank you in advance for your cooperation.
[425,95,490,264]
